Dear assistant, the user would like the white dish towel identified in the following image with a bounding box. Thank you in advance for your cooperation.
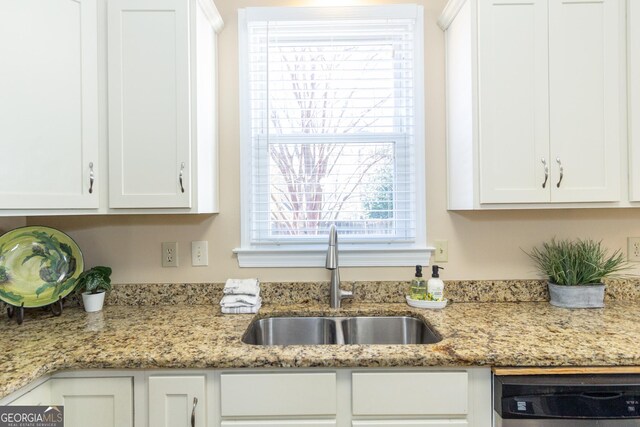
[220,294,261,308]
[220,278,261,314]
[223,278,260,296]
[221,303,261,314]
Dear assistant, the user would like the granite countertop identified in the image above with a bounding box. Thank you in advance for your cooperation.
[1,299,639,400]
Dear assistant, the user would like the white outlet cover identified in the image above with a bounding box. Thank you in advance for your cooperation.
[628,237,640,262]
[162,242,178,267]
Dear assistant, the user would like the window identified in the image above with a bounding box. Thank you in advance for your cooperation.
[236,5,429,267]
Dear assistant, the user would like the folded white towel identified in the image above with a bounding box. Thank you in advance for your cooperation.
[220,295,261,308]
[223,278,260,296]
[221,303,261,314]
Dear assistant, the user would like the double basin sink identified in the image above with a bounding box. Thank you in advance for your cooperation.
[242,315,442,346]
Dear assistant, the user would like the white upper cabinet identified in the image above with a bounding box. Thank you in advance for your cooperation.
[548,0,622,202]
[108,0,191,209]
[630,0,640,200]
[108,0,221,211]
[0,0,221,216]
[478,0,550,203]
[441,0,625,209]
[0,0,99,210]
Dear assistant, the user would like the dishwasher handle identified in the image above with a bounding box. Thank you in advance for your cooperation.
[581,392,624,400]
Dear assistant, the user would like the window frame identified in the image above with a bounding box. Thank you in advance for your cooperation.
[235,4,431,267]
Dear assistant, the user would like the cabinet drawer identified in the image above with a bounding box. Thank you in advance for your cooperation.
[221,373,337,417]
[353,422,468,427]
[222,422,336,427]
[352,372,468,416]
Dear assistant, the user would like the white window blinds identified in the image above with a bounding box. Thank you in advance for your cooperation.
[240,5,425,253]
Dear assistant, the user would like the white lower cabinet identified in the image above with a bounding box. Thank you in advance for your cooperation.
[8,377,133,427]
[7,380,53,406]
[148,375,206,427]
[50,377,133,427]
[2,368,491,427]
[352,372,468,416]
[219,369,490,427]
[352,422,468,427]
[220,372,337,418]
[221,422,337,427]
[220,372,337,427]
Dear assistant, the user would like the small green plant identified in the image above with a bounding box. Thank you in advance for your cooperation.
[74,266,112,295]
[526,238,630,286]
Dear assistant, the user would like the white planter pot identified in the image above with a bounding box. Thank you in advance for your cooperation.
[547,282,605,309]
[82,291,106,312]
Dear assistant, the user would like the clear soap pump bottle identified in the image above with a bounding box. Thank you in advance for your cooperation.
[409,265,427,300]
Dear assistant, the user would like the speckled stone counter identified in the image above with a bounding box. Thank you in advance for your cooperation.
[34,278,640,308]
[1,299,639,400]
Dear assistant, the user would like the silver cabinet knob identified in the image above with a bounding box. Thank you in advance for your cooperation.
[541,158,548,189]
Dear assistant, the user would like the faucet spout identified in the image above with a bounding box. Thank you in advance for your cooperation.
[326,224,352,308]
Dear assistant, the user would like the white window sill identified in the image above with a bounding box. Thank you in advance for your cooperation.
[233,245,434,268]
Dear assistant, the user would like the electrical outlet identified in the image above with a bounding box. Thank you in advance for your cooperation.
[191,241,208,266]
[434,240,449,263]
[628,237,640,262]
[162,242,178,267]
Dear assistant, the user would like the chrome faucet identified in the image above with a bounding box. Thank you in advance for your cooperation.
[326,224,353,308]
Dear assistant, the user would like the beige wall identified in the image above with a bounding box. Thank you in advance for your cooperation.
[25,0,640,283]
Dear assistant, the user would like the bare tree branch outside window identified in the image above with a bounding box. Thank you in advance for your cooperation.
[265,40,400,237]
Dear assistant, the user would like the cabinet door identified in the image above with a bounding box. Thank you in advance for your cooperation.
[630,0,640,201]
[478,0,550,203]
[0,0,99,209]
[549,0,622,202]
[108,0,192,208]
[148,375,206,427]
[49,377,133,427]
[351,372,468,416]
[220,372,337,417]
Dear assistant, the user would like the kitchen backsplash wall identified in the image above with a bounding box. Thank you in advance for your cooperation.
[18,0,640,283]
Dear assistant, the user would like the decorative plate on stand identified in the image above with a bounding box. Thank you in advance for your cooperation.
[0,226,83,308]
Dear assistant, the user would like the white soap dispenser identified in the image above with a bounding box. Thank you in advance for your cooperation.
[427,265,445,301]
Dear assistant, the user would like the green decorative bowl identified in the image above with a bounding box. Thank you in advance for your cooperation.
[0,226,83,308]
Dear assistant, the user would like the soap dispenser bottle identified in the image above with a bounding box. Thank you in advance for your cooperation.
[427,265,445,301]
[409,265,427,300]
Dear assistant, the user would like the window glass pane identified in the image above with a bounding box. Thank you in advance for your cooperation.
[267,141,396,237]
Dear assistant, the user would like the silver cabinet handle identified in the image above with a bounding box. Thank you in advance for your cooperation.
[179,162,185,193]
[541,158,548,189]
[556,157,564,188]
[89,162,95,194]
[191,397,198,427]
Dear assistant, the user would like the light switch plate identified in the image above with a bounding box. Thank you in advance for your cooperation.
[192,241,208,266]
[434,240,449,263]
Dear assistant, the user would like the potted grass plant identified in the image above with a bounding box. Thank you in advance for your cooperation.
[74,266,112,312]
[526,239,630,308]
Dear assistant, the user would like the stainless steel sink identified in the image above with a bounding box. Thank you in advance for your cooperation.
[241,316,338,346]
[242,316,441,346]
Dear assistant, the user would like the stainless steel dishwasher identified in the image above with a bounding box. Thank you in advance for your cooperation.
[494,374,640,426]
